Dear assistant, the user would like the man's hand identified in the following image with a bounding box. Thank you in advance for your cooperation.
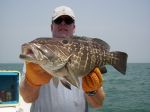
[25,62,52,87]
[82,67,103,95]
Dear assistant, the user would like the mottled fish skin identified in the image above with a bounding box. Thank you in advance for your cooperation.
[20,36,128,88]
[60,37,109,77]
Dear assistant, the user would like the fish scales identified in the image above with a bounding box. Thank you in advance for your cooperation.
[20,36,128,89]
[65,39,102,76]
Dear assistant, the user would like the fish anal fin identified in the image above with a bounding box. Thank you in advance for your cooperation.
[64,75,80,88]
[60,79,71,90]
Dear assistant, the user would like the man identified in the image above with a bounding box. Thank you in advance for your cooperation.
[19,6,105,112]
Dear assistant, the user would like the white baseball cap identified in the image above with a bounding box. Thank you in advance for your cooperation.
[52,6,75,21]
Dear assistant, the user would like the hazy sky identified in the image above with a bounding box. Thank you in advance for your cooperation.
[0,0,150,63]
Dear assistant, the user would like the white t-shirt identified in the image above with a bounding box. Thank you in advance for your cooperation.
[23,64,86,112]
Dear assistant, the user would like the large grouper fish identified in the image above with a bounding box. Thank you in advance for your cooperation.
[19,36,128,89]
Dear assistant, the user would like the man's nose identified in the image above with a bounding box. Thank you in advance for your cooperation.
[60,21,66,25]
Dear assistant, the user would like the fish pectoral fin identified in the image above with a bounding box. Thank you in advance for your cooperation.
[51,55,72,71]
[60,79,71,90]
[64,75,80,88]
[52,77,59,88]
[52,62,67,71]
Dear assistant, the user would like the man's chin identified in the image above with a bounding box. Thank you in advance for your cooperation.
[57,33,68,38]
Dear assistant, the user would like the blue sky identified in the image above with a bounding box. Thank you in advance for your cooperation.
[0,0,150,63]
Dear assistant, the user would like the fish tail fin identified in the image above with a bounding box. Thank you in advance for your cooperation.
[107,51,128,74]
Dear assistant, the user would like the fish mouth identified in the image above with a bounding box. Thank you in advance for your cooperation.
[19,44,36,61]
[20,43,48,63]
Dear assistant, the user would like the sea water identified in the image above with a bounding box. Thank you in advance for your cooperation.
[89,63,150,112]
[0,63,150,112]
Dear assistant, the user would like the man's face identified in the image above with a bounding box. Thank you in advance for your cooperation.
[51,15,75,38]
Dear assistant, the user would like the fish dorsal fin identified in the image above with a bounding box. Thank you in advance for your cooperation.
[92,38,110,51]
[72,36,110,51]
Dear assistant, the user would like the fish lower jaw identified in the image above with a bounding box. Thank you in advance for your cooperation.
[19,54,35,61]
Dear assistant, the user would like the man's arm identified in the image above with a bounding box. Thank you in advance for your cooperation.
[82,67,105,108]
[19,78,40,103]
[85,87,105,108]
[19,62,52,103]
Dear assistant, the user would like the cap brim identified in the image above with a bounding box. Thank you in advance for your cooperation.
[52,14,75,21]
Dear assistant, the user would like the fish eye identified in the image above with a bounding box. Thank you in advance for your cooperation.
[62,39,68,44]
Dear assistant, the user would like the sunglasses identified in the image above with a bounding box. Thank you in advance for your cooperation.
[53,17,74,25]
